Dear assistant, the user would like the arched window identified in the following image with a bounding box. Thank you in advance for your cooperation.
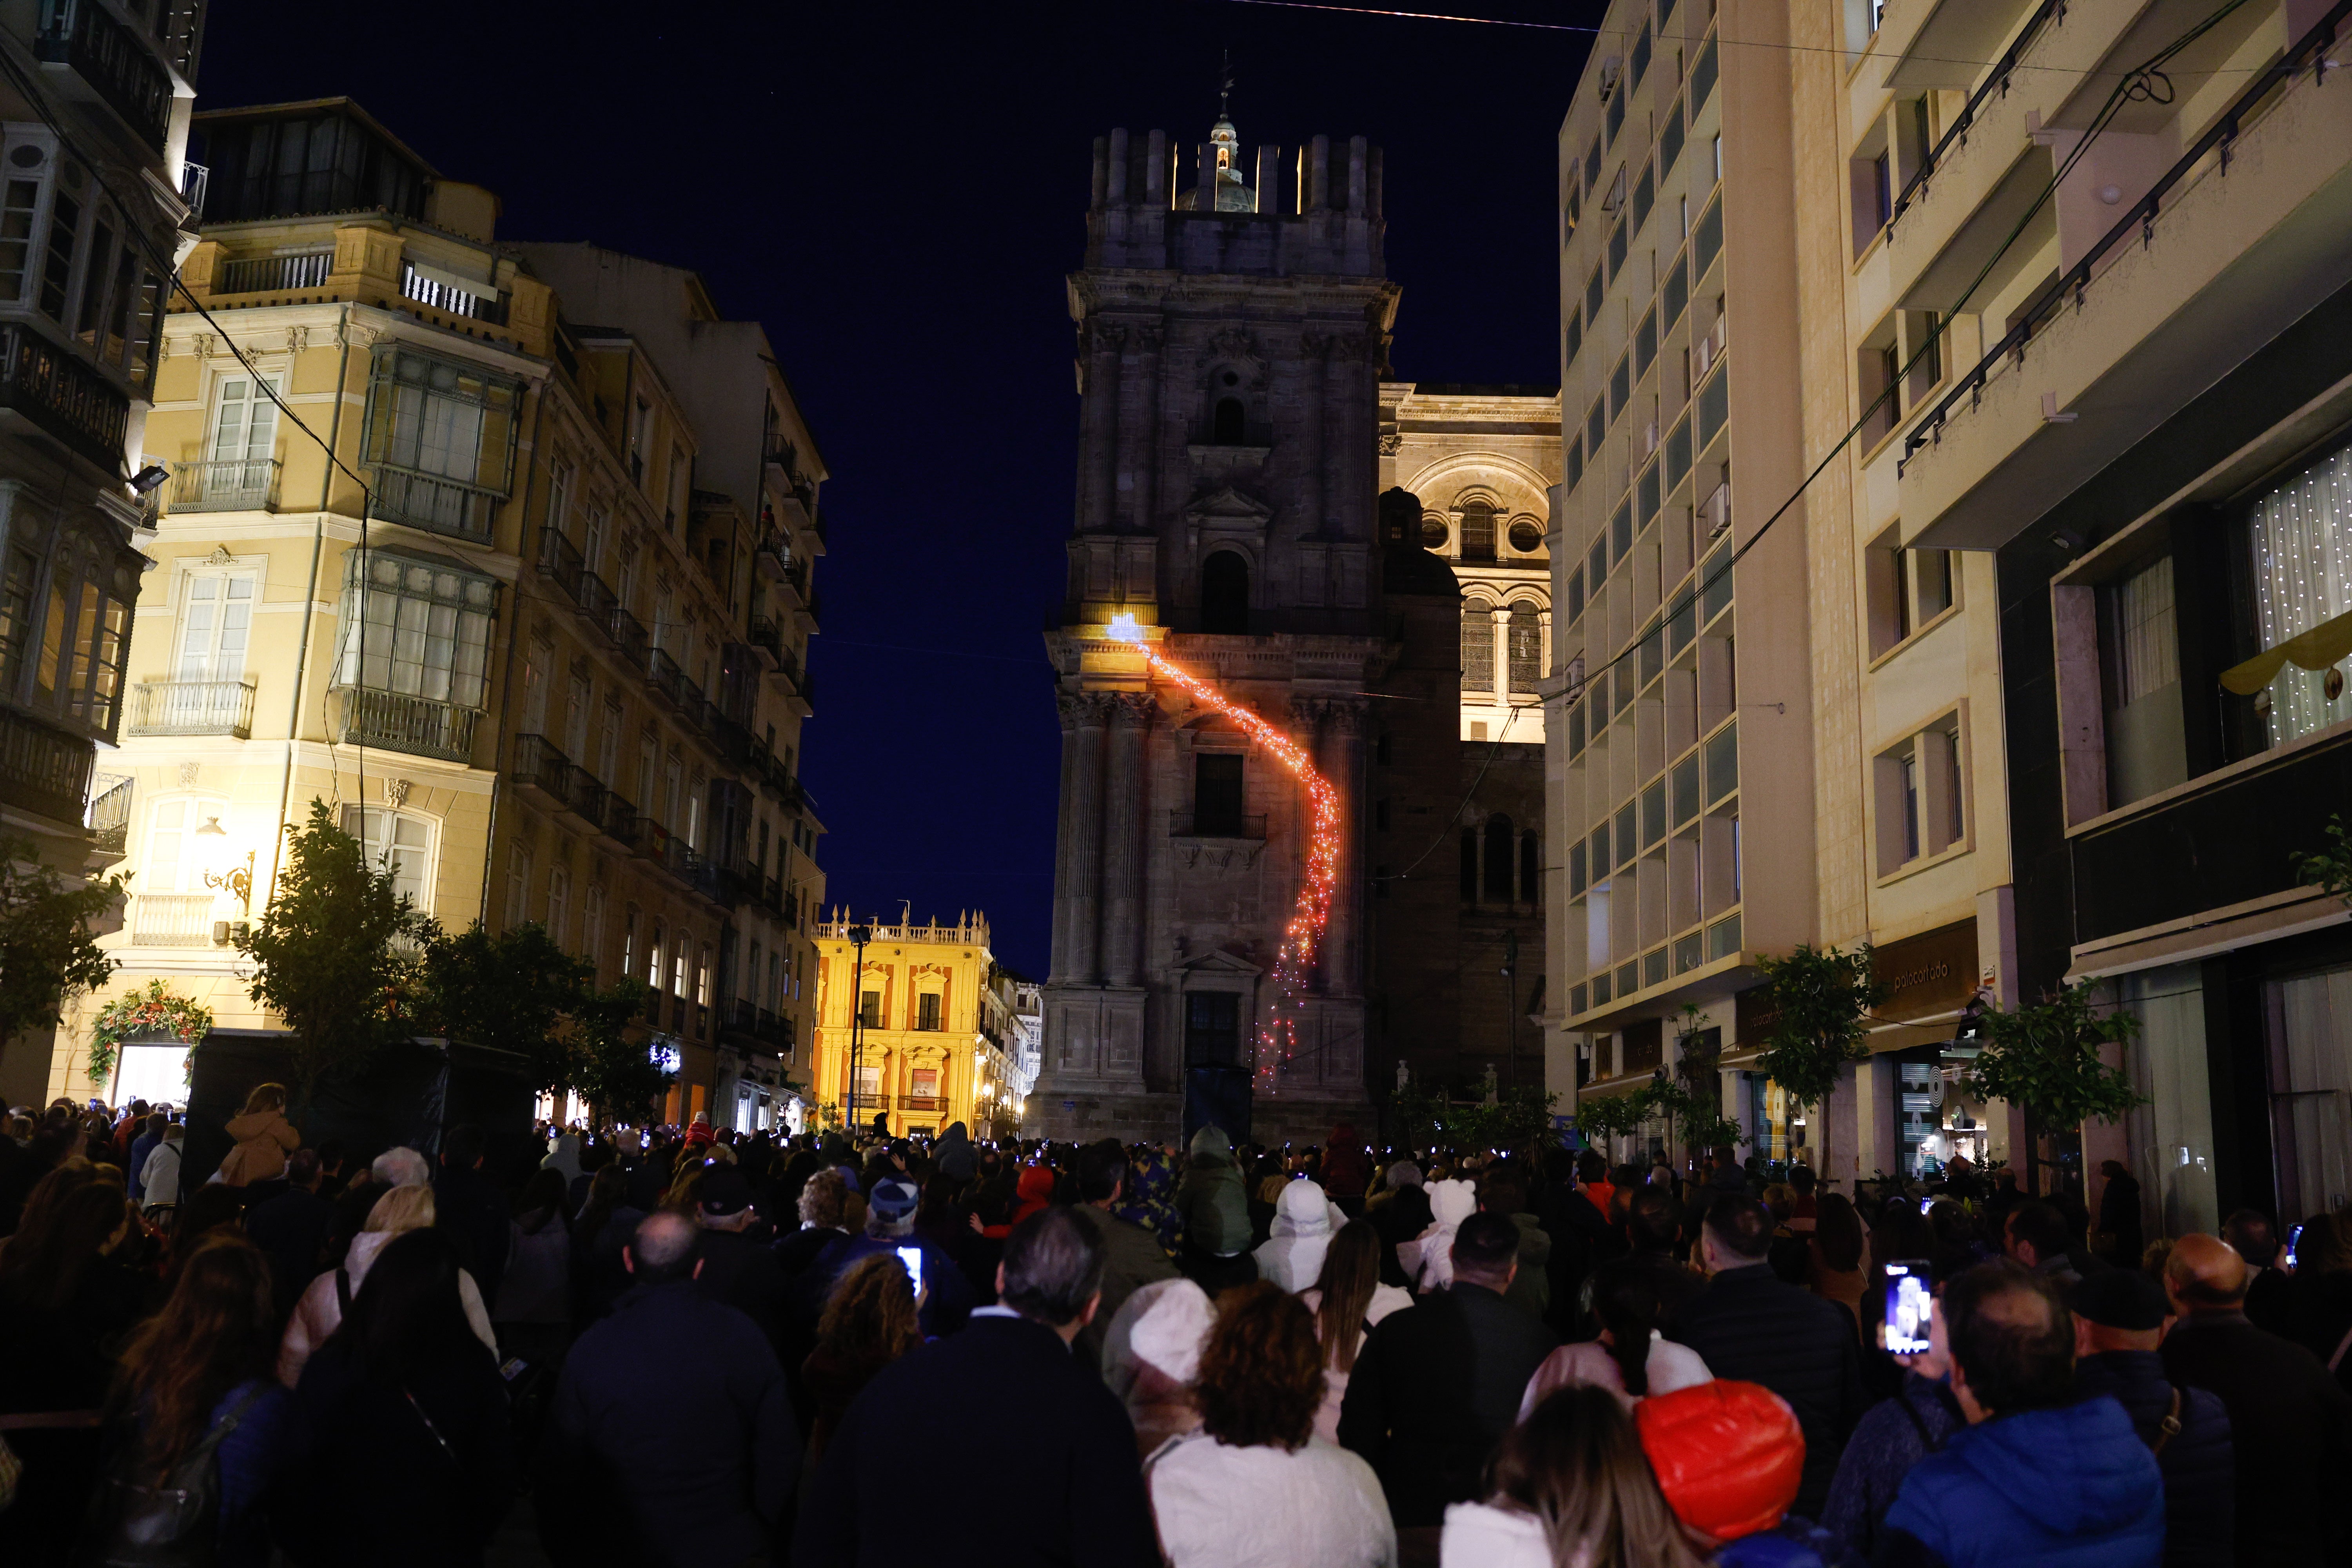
[1508,602,1543,693]
[1460,501,1497,562]
[1485,815,1516,903]
[1212,397,1246,445]
[1201,551,1250,635]
[1459,829,1479,902]
[1461,598,1495,693]
[1521,830,1540,906]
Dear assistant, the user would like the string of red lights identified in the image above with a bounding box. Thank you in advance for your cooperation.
[1107,619,1340,1091]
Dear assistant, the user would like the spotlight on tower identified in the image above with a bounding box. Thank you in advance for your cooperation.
[1105,613,1143,643]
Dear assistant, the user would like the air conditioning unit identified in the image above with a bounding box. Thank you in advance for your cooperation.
[1598,57,1622,97]
[1703,483,1733,540]
[1642,420,1661,456]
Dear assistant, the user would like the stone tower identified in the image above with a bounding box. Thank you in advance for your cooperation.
[1033,114,1402,1145]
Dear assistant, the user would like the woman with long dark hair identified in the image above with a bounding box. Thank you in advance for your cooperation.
[288,1226,515,1566]
[801,1252,922,1463]
[1299,1220,1412,1442]
[1147,1280,1394,1568]
[87,1233,301,1566]
[1519,1255,1713,1415]
[1443,1382,1708,1568]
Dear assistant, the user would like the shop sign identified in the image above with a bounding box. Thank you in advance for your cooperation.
[1873,920,1982,1022]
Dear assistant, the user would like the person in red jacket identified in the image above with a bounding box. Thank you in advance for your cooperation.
[1636,1379,1848,1566]
[981,1165,1058,1240]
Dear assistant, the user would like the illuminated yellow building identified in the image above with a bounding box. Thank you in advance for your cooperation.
[810,912,1026,1140]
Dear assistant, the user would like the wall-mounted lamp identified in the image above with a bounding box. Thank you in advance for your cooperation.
[203,849,255,914]
[128,464,169,496]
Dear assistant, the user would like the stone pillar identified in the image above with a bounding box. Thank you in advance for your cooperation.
[1300,330,1329,532]
[1054,691,1111,984]
[1319,697,1369,998]
[1084,322,1124,534]
[1131,323,1163,538]
[1102,693,1152,986]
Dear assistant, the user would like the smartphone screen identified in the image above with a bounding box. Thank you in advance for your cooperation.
[1919,1197,1935,1215]
[2287,1223,2305,1271]
[896,1243,925,1294]
[1881,1261,1934,1356]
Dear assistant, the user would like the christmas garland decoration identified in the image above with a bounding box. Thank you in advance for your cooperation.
[87,980,213,1091]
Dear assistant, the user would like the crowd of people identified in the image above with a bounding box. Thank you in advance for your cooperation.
[2,1091,2350,1568]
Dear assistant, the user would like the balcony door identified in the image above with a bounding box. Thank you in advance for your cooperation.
[207,374,281,501]
[176,571,254,683]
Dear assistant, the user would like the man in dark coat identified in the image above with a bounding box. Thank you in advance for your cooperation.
[432,1123,511,1307]
[1339,1211,1559,1526]
[691,1167,788,1353]
[245,1147,334,1322]
[1666,1193,1867,1517]
[2071,1269,2232,1568]
[1068,1140,1177,1365]
[539,1210,800,1564]
[2161,1232,2352,1566]
[793,1206,1157,1568]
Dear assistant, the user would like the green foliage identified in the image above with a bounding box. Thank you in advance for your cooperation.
[1962,983,2143,1130]
[0,837,121,1072]
[237,800,437,1097]
[567,978,670,1125]
[1387,1080,1559,1152]
[1575,1075,1745,1158]
[1755,943,1887,1184]
[1572,1087,1650,1143]
[87,979,212,1091]
[2292,814,2352,906]
[420,921,597,1093]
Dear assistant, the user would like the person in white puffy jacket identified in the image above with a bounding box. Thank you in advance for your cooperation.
[1252,1178,1350,1292]
[277,1181,497,1386]
[1397,1178,1478,1293]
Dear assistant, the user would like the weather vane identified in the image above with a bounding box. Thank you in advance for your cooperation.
[1218,52,1235,119]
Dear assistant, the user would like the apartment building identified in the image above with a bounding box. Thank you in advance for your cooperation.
[1548,0,1818,1134]
[1863,0,2352,1227]
[0,0,206,1109]
[60,100,830,1135]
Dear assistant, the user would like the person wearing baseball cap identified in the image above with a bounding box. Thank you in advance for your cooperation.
[692,1166,787,1351]
[2071,1269,2234,1568]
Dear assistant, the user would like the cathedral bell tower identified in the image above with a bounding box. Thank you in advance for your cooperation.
[1034,108,1402,1145]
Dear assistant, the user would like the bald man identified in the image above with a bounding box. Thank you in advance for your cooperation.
[2161,1232,2352,1565]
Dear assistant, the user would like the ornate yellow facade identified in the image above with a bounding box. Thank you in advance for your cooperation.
[810,913,1026,1140]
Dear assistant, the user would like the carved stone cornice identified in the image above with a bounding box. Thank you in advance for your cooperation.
[1131,322,1165,355]
[1108,691,1157,727]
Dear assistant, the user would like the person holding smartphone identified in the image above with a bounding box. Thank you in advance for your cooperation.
[1821,1261,1964,1560]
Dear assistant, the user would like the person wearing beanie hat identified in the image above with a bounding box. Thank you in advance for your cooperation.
[2069,1270,2234,1568]
[1103,1277,1216,1456]
[796,1176,976,1341]
[1880,1261,2163,1568]
[1175,1125,1252,1292]
[1253,1178,1348,1294]
[1633,1381,1829,1566]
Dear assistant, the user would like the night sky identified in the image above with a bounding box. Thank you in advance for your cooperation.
[200,0,1598,977]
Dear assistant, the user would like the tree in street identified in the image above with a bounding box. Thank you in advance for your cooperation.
[1961,983,2143,1161]
[1754,943,1888,1189]
[0,837,121,1082]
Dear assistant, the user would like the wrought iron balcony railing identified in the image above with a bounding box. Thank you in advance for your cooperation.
[368,464,499,543]
[0,321,130,473]
[169,457,279,513]
[331,686,481,763]
[127,678,256,738]
[216,252,331,296]
[0,706,95,824]
[35,0,172,152]
[86,772,131,855]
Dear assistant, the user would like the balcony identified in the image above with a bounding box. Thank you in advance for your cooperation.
[599,793,644,851]
[399,263,506,325]
[0,321,130,473]
[646,647,689,709]
[746,617,782,670]
[216,252,332,296]
[1897,9,2352,549]
[331,686,481,763]
[35,0,173,152]
[369,464,499,544]
[898,1096,947,1114]
[179,161,209,223]
[1169,811,1266,839]
[512,733,589,813]
[131,893,215,948]
[754,527,791,583]
[127,678,256,738]
[168,457,279,514]
[0,707,95,824]
[86,773,131,858]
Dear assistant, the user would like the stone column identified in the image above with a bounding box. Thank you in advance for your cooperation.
[1102,692,1152,986]
[1318,697,1370,998]
[1299,330,1329,533]
[1053,691,1111,984]
[1084,322,1124,534]
[1131,323,1163,538]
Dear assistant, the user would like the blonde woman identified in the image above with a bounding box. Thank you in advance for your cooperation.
[276,1182,496,1385]
[220,1083,299,1188]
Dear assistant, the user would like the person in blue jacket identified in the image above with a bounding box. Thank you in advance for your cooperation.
[1877,1260,2163,1568]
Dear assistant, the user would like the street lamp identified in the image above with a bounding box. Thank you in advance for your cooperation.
[846,922,872,1138]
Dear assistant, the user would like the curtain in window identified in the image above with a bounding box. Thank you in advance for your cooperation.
[2249,445,2352,746]
[1508,603,1543,693]
[336,555,493,708]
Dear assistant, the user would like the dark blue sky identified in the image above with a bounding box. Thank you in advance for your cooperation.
[203,0,1595,977]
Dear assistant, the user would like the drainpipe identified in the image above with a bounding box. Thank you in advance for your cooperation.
[272,307,352,897]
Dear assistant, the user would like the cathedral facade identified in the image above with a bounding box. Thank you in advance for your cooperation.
[1033,119,1399,1145]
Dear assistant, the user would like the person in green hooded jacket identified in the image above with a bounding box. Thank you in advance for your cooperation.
[1175,1125,1253,1294]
